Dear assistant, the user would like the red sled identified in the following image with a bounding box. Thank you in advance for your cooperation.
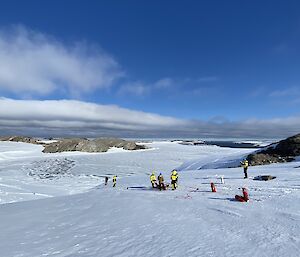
[235,195,247,202]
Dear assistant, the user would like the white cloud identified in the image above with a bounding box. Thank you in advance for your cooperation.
[0,26,123,97]
[0,98,185,135]
[117,81,150,96]
[0,98,299,138]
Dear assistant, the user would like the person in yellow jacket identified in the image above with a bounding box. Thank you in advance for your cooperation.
[241,159,249,179]
[113,175,117,187]
[150,172,157,188]
[170,170,178,190]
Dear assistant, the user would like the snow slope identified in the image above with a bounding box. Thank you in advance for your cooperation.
[0,141,254,204]
[0,141,299,257]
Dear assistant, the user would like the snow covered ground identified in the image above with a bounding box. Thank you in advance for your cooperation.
[0,141,299,257]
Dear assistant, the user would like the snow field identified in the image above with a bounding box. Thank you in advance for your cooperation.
[0,141,254,204]
[0,141,299,257]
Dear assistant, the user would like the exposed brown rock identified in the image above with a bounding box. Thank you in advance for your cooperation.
[42,138,146,153]
[247,133,300,166]
[0,136,146,153]
[0,136,41,145]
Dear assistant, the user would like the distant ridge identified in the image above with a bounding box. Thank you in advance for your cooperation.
[0,136,146,153]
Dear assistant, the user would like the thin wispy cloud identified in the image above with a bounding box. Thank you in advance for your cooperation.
[272,43,291,55]
[118,78,174,96]
[196,76,218,82]
[117,76,219,97]
[153,78,173,89]
[269,86,300,97]
[0,26,123,97]
[117,81,150,96]
[249,86,267,98]
[268,86,300,105]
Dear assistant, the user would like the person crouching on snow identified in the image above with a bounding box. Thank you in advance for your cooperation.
[170,170,178,190]
[158,173,165,190]
[150,172,157,188]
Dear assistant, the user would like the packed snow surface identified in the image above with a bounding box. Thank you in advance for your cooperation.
[0,141,299,257]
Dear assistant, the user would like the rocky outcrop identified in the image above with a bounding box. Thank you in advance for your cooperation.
[247,133,300,166]
[0,136,146,153]
[247,153,294,166]
[272,133,300,156]
[0,136,40,145]
[42,138,146,153]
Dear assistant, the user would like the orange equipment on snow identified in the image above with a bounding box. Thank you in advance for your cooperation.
[210,182,216,192]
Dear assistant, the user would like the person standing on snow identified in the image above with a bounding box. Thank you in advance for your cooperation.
[105,176,109,185]
[170,170,178,190]
[241,159,249,179]
[150,172,157,188]
[158,173,165,190]
[113,175,117,187]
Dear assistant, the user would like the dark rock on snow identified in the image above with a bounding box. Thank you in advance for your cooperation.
[247,133,300,166]
[0,136,40,145]
[0,136,146,153]
[42,138,146,153]
[253,175,277,181]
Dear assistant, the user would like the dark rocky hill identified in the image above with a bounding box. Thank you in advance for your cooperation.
[247,133,300,166]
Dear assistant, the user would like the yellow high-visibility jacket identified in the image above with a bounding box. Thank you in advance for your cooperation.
[150,174,156,182]
[113,176,117,182]
[171,174,178,181]
[241,160,249,168]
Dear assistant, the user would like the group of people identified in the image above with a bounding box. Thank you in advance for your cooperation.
[104,175,117,187]
[104,170,179,190]
[150,170,179,190]
[105,160,248,189]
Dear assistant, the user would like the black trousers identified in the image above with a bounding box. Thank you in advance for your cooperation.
[171,180,177,189]
[159,182,165,190]
[244,167,248,178]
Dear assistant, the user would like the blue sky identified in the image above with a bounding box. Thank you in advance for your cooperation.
[0,0,299,138]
